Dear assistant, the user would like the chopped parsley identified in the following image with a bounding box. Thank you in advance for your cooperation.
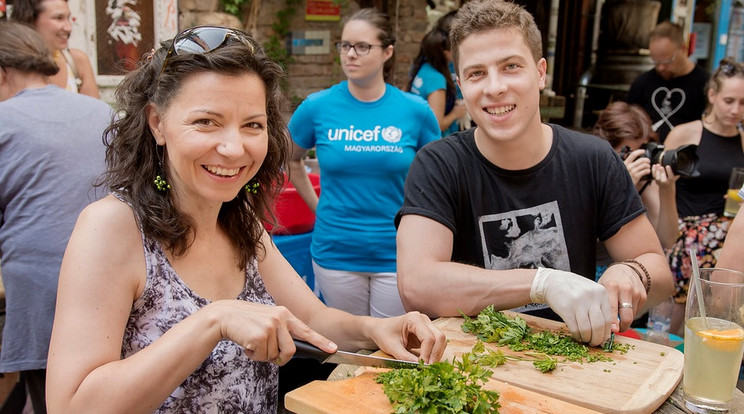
[461,306,632,372]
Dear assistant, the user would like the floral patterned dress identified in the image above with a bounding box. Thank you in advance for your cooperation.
[121,230,279,413]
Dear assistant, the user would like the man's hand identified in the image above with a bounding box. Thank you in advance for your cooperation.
[531,268,613,346]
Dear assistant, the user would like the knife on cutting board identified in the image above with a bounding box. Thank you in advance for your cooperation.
[292,339,421,369]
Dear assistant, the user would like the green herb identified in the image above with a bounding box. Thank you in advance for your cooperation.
[461,307,528,345]
[461,306,631,372]
[376,356,500,414]
[470,341,507,367]
[531,354,558,373]
[660,352,666,356]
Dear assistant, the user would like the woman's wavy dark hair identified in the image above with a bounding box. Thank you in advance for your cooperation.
[406,28,455,102]
[101,33,289,269]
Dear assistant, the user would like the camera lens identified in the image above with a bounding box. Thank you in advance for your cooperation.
[660,144,701,178]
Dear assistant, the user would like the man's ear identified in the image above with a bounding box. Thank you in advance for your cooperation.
[146,103,166,145]
[536,57,547,90]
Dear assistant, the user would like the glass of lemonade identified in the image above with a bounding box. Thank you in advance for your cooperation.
[683,268,744,412]
[723,168,744,217]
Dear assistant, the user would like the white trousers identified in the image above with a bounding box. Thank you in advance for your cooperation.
[312,260,406,318]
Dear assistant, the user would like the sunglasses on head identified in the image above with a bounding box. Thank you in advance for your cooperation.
[160,26,258,75]
[721,62,744,77]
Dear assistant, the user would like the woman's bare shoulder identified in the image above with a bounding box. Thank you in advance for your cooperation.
[665,120,703,149]
[75,195,142,250]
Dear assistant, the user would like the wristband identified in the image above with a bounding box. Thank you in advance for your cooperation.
[611,261,651,294]
[625,259,651,294]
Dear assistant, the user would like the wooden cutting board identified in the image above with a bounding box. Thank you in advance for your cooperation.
[285,312,683,414]
[433,313,683,414]
[285,366,601,414]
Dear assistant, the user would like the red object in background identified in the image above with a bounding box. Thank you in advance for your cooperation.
[616,328,642,340]
[265,173,320,235]
[688,32,696,56]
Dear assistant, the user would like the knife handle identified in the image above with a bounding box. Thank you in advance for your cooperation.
[292,339,332,362]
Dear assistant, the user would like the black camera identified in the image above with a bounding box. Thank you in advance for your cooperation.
[620,142,701,180]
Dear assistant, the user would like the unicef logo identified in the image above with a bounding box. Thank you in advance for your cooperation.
[381,126,402,143]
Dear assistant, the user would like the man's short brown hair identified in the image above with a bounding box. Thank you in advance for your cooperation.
[450,0,542,75]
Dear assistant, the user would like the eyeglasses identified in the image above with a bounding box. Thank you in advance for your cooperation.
[651,51,678,66]
[160,26,258,75]
[335,41,384,56]
[721,62,744,76]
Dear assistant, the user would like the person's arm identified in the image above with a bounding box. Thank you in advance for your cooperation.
[601,214,675,331]
[287,142,318,213]
[397,214,534,317]
[426,89,466,132]
[653,164,680,249]
[259,231,447,362]
[396,214,613,346]
[70,48,100,99]
[714,212,744,272]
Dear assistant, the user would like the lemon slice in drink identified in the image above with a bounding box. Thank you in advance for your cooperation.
[696,328,744,352]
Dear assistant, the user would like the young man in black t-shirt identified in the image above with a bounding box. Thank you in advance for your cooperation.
[395,0,675,347]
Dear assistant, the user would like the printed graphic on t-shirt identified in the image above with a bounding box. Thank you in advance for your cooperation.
[650,87,685,132]
[479,201,569,271]
[478,201,570,313]
[327,125,404,153]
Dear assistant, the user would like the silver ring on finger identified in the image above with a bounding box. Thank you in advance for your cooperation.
[619,302,633,309]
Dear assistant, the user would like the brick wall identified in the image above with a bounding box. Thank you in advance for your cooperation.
[180,0,428,102]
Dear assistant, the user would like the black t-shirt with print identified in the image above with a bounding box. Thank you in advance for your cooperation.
[396,125,644,317]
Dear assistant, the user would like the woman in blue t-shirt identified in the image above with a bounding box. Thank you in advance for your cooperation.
[407,28,467,137]
[288,8,440,318]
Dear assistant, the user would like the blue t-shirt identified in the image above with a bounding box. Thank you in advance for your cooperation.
[289,81,439,272]
[410,62,459,137]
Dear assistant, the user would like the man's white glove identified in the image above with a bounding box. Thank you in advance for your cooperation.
[530,267,613,346]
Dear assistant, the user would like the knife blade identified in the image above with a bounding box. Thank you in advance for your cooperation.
[292,339,421,369]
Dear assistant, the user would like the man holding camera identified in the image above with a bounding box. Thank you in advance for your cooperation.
[395,0,675,347]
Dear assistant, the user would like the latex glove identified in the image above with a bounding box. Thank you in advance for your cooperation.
[530,267,613,346]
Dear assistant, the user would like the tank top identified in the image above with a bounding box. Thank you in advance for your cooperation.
[60,49,80,93]
[120,221,279,413]
[676,127,744,217]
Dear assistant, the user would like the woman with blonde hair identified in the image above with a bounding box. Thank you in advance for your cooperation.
[664,57,744,334]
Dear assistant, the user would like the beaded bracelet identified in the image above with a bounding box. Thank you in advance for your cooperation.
[624,259,651,294]
[613,262,645,292]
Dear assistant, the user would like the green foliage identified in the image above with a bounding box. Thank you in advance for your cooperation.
[263,0,301,72]
[220,0,249,17]
[376,353,501,414]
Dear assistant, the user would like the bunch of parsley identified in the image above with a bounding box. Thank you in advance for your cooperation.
[375,353,501,414]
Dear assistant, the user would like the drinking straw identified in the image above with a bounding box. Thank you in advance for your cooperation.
[689,249,709,329]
